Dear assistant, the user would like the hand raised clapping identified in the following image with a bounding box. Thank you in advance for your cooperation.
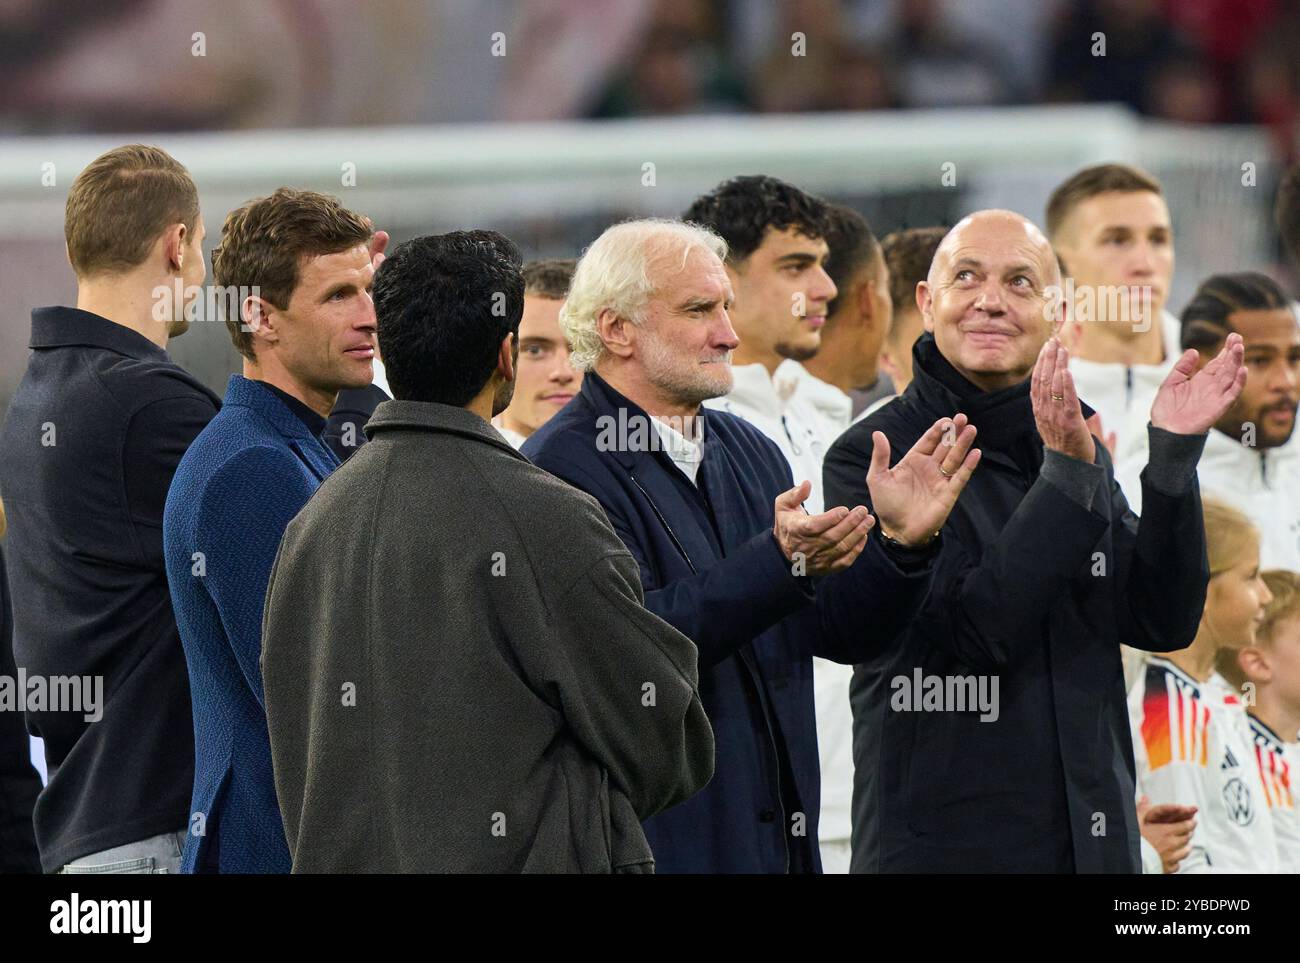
[772,481,874,577]
[1150,333,1246,435]
[1031,338,1095,463]
[867,414,981,546]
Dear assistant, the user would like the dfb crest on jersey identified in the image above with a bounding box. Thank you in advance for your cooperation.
[1223,777,1255,826]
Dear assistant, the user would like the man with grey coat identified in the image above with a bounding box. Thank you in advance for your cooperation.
[261,231,714,873]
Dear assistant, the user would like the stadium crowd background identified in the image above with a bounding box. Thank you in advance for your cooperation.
[1,0,1298,411]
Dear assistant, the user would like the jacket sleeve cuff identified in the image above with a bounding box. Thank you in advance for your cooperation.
[878,530,941,572]
[1142,423,1207,497]
[764,532,817,601]
[1040,447,1106,512]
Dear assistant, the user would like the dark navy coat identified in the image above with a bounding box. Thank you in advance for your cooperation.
[524,372,935,873]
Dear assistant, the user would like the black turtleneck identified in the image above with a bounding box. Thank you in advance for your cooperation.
[909,332,1204,506]
[260,382,328,439]
[910,333,1051,480]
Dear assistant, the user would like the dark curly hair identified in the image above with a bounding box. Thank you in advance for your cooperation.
[374,231,524,406]
[682,175,832,265]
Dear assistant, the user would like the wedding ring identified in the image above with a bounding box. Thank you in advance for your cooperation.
[939,465,954,477]
[1051,394,1065,402]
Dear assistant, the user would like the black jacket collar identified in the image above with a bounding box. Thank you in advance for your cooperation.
[29,306,171,363]
[906,333,1093,476]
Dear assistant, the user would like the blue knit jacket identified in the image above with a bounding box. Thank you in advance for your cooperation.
[163,375,339,873]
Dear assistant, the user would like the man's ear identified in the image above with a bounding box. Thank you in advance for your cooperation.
[497,332,516,383]
[163,223,188,273]
[596,307,634,360]
[242,294,277,350]
[856,280,877,327]
[917,281,935,334]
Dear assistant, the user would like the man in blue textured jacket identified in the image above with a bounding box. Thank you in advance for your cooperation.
[523,219,981,872]
[163,189,384,873]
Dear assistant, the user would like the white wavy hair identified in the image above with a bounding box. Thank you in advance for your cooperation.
[560,218,728,372]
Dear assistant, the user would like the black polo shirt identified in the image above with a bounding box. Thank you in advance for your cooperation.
[0,306,220,870]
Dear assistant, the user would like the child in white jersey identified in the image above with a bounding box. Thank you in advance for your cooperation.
[1129,499,1278,872]
[1218,570,1300,872]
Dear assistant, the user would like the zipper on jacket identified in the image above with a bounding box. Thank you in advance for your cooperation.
[628,472,699,574]
[631,466,793,872]
[782,415,804,456]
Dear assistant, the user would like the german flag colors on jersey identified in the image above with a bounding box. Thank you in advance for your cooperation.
[1249,714,1300,873]
[1129,657,1279,873]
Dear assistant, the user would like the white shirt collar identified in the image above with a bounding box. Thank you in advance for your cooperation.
[371,358,391,397]
[490,414,528,450]
[650,414,705,485]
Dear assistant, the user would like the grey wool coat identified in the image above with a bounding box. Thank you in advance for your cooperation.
[261,400,715,873]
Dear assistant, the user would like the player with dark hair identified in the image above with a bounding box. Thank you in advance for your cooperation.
[800,204,892,429]
[867,226,949,415]
[1154,272,1300,568]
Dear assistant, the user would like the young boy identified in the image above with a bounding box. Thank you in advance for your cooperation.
[1219,570,1300,872]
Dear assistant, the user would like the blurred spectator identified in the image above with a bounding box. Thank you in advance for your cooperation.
[499,0,653,121]
[591,0,747,117]
[1237,34,1299,159]
[1047,0,1198,116]
[0,0,443,132]
[750,0,848,113]
[1276,161,1300,270]
[889,0,1013,108]
[826,45,898,112]
[1146,53,1222,123]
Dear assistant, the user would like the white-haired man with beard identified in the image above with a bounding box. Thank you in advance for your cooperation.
[523,218,980,874]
